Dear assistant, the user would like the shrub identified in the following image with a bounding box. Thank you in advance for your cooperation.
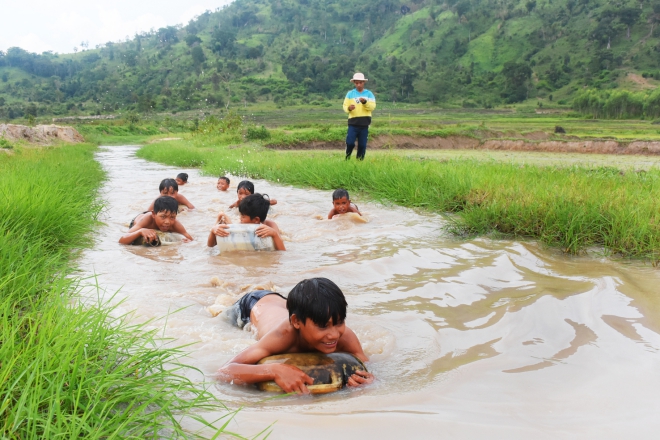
[246,125,271,140]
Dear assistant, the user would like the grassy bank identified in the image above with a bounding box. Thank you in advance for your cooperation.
[138,135,660,261]
[0,145,232,438]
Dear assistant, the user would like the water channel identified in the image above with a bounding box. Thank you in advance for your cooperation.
[79,145,660,438]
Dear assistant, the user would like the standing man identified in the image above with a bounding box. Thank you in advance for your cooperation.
[343,73,376,160]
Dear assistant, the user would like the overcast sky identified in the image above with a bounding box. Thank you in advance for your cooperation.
[1,0,234,55]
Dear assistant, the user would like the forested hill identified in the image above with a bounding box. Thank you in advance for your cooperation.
[1,0,660,119]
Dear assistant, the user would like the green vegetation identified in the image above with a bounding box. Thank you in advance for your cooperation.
[573,88,660,119]
[137,126,660,261]
[0,145,233,438]
[2,0,660,121]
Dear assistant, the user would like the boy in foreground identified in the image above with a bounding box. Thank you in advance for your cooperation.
[147,178,195,211]
[120,196,193,244]
[328,188,361,219]
[208,193,285,250]
[217,278,374,394]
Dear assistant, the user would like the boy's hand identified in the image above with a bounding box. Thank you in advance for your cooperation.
[139,228,158,242]
[273,364,314,394]
[211,224,230,237]
[348,104,356,111]
[347,370,374,387]
[255,224,277,238]
[216,212,229,224]
[359,97,367,104]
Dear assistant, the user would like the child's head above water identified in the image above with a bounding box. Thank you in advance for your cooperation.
[175,173,188,186]
[152,196,179,231]
[159,178,178,195]
[287,277,347,328]
[238,193,270,223]
[236,180,255,201]
[332,188,351,215]
[217,176,230,191]
[153,195,179,214]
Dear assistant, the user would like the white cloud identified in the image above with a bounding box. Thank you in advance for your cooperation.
[1,0,235,54]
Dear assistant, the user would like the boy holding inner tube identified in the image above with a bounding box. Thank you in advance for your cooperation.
[217,278,374,394]
[208,193,285,250]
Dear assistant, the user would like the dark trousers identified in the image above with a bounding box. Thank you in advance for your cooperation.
[345,125,369,160]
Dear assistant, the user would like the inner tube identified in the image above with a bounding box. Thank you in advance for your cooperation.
[132,231,183,246]
[257,352,367,394]
[216,224,275,252]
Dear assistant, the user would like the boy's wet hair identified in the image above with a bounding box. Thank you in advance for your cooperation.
[153,196,178,214]
[159,178,178,193]
[219,176,230,184]
[332,189,350,200]
[237,180,255,194]
[287,278,347,327]
[238,193,270,222]
[176,173,188,183]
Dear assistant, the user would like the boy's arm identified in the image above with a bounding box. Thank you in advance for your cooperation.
[119,228,157,245]
[176,193,195,209]
[256,224,286,250]
[327,208,337,219]
[337,327,375,387]
[120,215,156,244]
[229,199,239,209]
[348,204,361,215]
[147,200,155,212]
[207,230,218,247]
[218,331,314,393]
[171,221,193,242]
[269,198,277,205]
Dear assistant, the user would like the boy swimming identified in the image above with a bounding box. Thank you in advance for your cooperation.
[175,173,188,187]
[217,278,374,394]
[328,188,361,219]
[147,178,195,211]
[120,196,193,244]
[229,180,277,209]
[208,193,285,250]
[217,176,230,192]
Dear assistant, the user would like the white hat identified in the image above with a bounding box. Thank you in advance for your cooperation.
[350,72,368,82]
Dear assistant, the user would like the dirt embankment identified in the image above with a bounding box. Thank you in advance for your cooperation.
[0,124,84,144]
[267,133,660,155]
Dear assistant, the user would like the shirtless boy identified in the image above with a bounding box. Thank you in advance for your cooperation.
[328,188,361,219]
[229,180,277,209]
[120,196,193,244]
[218,278,374,394]
[147,178,195,211]
[217,176,230,192]
[208,193,285,250]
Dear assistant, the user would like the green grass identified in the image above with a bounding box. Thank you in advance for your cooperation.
[137,134,660,261]
[0,145,236,438]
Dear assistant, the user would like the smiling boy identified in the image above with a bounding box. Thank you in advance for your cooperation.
[217,278,374,394]
[120,196,193,244]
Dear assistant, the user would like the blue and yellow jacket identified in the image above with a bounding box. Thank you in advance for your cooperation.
[343,89,376,126]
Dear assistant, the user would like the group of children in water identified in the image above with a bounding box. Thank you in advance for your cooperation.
[119,172,373,394]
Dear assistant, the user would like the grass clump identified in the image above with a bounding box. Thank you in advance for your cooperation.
[0,145,233,438]
[138,136,660,261]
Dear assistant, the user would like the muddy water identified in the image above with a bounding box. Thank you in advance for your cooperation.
[80,146,660,439]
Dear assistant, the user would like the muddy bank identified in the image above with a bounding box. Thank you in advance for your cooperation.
[0,124,84,144]
[266,134,660,155]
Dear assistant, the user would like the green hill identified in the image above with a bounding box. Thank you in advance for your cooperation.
[1,0,660,119]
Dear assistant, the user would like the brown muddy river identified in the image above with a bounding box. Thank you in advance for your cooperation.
[80,146,660,439]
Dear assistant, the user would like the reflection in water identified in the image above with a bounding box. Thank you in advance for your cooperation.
[79,146,660,438]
